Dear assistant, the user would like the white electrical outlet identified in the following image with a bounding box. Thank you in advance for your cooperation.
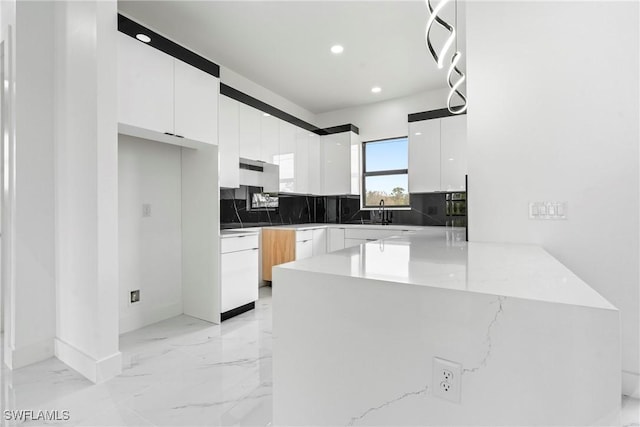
[142,203,152,218]
[433,357,462,403]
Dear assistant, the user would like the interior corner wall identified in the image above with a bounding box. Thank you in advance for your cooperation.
[118,135,183,334]
[314,87,449,143]
[465,0,639,395]
[2,0,57,369]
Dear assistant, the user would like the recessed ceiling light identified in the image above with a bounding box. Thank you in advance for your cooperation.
[136,33,151,43]
[371,86,382,94]
[330,45,344,54]
[448,158,455,161]
[415,132,422,136]
[263,113,271,117]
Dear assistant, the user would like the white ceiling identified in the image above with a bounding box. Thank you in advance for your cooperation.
[118,1,459,114]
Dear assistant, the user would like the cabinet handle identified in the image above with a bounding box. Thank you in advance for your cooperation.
[251,248,259,251]
[175,134,185,138]
[366,239,376,241]
[164,132,175,136]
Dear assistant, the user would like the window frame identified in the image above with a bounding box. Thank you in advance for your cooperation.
[361,136,410,209]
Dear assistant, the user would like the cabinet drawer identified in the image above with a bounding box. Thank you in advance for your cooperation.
[221,234,259,254]
[221,249,259,313]
[344,228,400,241]
[296,230,313,242]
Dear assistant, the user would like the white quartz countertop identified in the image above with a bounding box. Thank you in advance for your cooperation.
[276,227,616,310]
[265,223,426,231]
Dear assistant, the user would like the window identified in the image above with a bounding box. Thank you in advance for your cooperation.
[362,137,409,208]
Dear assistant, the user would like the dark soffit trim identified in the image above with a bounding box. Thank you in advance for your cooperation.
[220,83,359,136]
[118,14,220,78]
[408,108,467,123]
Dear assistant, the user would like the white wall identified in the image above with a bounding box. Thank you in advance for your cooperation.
[466,1,639,396]
[53,0,121,383]
[1,0,57,369]
[118,135,182,334]
[315,88,449,143]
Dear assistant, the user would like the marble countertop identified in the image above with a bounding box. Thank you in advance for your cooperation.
[276,227,616,310]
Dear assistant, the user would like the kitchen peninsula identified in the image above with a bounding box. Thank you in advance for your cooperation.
[272,227,620,426]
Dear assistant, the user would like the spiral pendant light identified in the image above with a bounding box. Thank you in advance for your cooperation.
[425,0,468,114]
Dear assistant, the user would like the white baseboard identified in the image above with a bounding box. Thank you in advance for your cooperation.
[119,301,182,334]
[54,338,122,383]
[622,370,640,399]
[5,338,54,369]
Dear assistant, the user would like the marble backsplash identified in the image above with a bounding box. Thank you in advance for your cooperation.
[220,187,466,229]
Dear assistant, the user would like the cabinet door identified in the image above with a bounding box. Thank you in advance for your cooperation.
[312,228,327,256]
[221,249,259,313]
[440,115,467,191]
[260,114,279,164]
[174,59,218,144]
[239,103,262,161]
[278,122,296,193]
[327,228,345,252]
[117,33,173,134]
[350,133,361,196]
[307,134,321,195]
[218,96,240,188]
[321,133,351,195]
[408,119,441,193]
[295,127,310,194]
[295,239,313,260]
[344,238,367,248]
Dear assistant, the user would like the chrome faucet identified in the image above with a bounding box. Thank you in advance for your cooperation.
[379,199,387,225]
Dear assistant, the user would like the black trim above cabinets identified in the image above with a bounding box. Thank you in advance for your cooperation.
[221,301,255,321]
[220,83,360,136]
[221,84,321,134]
[118,14,220,78]
[408,107,467,123]
[322,124,360,135]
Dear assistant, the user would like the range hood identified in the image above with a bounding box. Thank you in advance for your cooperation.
[238,158,279,193]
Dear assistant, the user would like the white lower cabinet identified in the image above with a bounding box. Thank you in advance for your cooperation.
[296,239,313,260]
[344,238,367,248]
[221,235,259,314]
[312,228,327,256]
[327,227,346,252]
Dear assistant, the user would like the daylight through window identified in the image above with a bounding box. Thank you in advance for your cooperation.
[362,137,409,208]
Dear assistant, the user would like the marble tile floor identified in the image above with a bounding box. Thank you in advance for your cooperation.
[0,285,638,427]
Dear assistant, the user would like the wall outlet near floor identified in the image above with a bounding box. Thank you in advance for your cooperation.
[130,290,140,304]
[433,357,462,403]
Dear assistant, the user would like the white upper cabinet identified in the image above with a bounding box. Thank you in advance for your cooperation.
[238,103,262,161]
[260,114,279,164]
[278,121,297,193]
[408,119,441,193]
[321,132,352,195]
[350,132,361,195]
[117,33,218,145]
[408,115,467,192]
[118,33,173,134]
[440,115,467,191]
[174,59,218,144]
[307,133,322,195]
[295,128,310,194]
[218,96,240,188]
